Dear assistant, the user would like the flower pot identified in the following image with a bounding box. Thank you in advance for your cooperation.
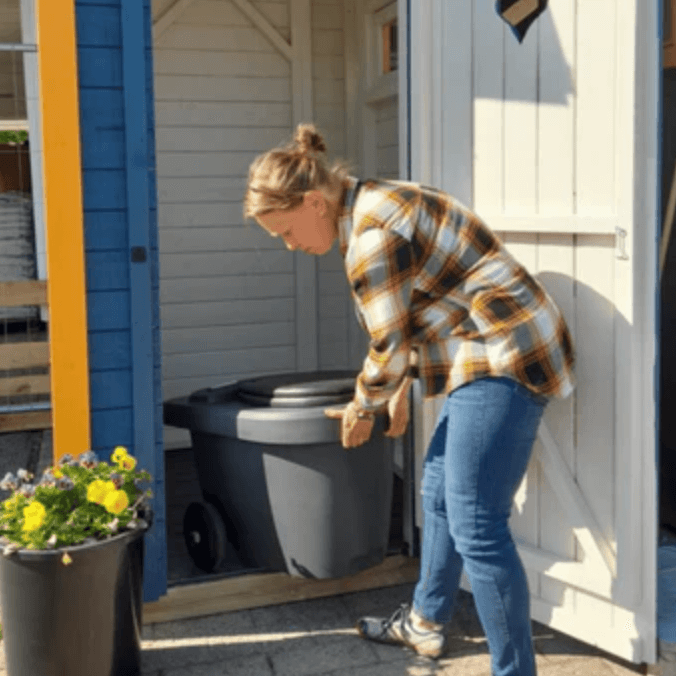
[0,527,146,676]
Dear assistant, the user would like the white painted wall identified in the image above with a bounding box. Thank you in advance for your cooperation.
[374,98,398,179]
[312,0,354,371]
[154,0,363,447]
[154,0,298,448]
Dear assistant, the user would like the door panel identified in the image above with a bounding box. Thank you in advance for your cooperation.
[408,0,659,663]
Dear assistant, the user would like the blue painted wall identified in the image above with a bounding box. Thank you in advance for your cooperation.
[75,0,167,601]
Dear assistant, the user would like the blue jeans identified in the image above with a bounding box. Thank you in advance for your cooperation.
[412,377,547,676]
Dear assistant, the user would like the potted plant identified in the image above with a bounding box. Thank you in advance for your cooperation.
[0,446,153,676]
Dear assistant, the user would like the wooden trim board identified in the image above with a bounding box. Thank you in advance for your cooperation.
[0,374,50,398]
[0,410,51,433]
[143,555,420,624]
[0,280,47,307]
[36,0,90,460]
[153,0,197,39]
[479,215,618,235]
[231,0,292,61]
[0,342,49,370]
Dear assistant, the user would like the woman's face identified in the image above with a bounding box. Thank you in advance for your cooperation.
[257,191,337,255]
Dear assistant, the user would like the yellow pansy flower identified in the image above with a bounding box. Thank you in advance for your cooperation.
[3,494,20,511]
[111,446,128,466]
[87,479,116,505]
[103,489,129,515]
[120,455,136,471]
[22,501,46,531]
[52,467,63,479]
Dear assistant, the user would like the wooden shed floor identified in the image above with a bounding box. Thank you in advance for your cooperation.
[164,448,406,587]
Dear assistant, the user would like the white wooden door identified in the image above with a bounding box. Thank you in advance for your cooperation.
[407,0,660,664]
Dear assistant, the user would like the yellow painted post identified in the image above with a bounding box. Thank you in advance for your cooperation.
[35,0,91,461]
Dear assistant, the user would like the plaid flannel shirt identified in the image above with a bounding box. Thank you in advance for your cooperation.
[338,177,575,412]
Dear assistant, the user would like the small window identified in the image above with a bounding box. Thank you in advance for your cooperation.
[371,2,397,80]
[382,18,397,73]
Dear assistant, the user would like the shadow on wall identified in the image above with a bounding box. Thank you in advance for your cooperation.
[474,5,574,106]
[530,271,646,659]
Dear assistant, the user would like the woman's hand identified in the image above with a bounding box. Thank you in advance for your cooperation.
[385,376,413,438]
[324,401,375,449]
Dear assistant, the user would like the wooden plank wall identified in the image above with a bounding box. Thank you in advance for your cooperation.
[0,2,26,120]
[471,0,618,624]
[0,280,51,432]
[154,0,363,447]
[77,0,134,452]
[375,98,398,179]
[153,0,298,449]
[76,0,167,601]
[314,0,356,371]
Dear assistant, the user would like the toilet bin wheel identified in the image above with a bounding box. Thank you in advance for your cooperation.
[183,501,227,573]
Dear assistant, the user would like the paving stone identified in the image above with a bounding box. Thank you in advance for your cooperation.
[533,653,639,675]
[327,665,405,676]
[338,583,416,621]
[447,590,486,640]
[248,596,354,654]
[362,632,487,664]
[161,653,273,676]
[363,639,414,663]
[339,586,486,642]
[270,634,381,676]
[327,659,455,676]
[151,609,255,640]
[141,637,267,673]
[250,596,354,633]
[602,656,647,676]
[148,609,277,659]
[141,641,218,673]
[432,652,493,675]
[532,622,605,658]
[532,626,644,674]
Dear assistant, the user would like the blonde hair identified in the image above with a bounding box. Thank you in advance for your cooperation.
[243,123,349,219]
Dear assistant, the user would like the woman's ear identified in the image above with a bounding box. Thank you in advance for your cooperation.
[303,190,327,215]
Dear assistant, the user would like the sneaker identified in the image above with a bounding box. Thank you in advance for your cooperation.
[355,603,446,658]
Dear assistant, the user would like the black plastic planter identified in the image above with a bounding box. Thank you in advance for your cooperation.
[0,528,145,676]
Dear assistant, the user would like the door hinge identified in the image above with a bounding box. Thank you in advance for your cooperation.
[615,227,629,260]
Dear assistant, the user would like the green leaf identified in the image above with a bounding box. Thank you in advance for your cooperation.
[0,130,28,144]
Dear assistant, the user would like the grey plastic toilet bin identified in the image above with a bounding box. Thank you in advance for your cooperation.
[164,370,394,579]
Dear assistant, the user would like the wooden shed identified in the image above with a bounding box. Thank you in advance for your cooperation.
[1,0,672,668]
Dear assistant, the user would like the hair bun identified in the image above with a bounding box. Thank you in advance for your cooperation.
[294,123,327,155]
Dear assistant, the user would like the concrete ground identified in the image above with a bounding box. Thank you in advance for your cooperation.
[139,583,646,676]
